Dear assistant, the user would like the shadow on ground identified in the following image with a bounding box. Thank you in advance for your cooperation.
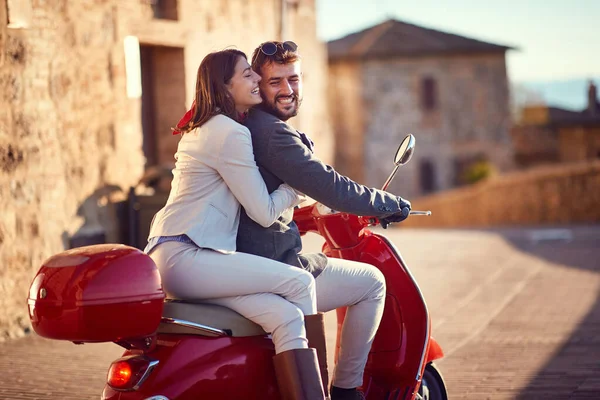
[482,225,599,399]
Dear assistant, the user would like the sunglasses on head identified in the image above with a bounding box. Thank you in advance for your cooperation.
[259,41,298,56]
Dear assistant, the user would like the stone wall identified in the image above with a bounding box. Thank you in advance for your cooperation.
[1,0,145,341]
[0,0,331,341]
[559,126,600,163]
[400,160,600,228]
[328,60,364,181]
[511,117,600,169]
[511,124,559,167]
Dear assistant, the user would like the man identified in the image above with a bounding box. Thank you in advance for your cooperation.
[236,41,411,400]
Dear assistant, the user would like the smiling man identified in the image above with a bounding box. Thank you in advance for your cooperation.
[235,41,412,400]
[253,42,303,120]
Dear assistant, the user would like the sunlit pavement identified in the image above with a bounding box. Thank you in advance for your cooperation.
[1,225,598,399]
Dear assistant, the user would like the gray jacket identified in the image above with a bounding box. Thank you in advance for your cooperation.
[236,108,406,277]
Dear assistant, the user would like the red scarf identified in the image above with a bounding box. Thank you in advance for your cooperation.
[173,101,247,135]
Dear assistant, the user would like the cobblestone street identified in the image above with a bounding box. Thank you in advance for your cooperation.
[1,225,598,399]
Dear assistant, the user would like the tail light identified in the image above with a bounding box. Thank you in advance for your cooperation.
[107,355,159,391]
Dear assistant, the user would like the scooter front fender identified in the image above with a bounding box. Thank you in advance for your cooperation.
[426,337,444,363]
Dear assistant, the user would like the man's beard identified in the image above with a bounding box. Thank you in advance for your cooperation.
[261,93,302,121]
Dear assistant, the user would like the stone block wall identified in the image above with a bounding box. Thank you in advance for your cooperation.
[328,61,364,182]
[1,0,145,341]
[511,124,559,167]
[400,160,600,228]
[511,119,600,169]
[559,126,600,163]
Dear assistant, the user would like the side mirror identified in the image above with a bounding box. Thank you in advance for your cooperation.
[394,134,415,165]
[382,134,416,191]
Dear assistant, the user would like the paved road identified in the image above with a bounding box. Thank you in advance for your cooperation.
[1,225,598,399]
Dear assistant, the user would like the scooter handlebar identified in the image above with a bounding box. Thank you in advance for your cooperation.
[363,209,432,229]
[409,210,432,216]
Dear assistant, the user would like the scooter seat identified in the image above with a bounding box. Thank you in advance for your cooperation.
[157,299,268,338]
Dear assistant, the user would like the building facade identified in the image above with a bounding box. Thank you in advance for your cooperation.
[512,81,600,168]
[328,19,514,199]
[0,0,330,340]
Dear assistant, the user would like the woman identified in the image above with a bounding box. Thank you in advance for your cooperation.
[145,49,326,399]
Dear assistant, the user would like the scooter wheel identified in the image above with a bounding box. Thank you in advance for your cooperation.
[419,362,448,400]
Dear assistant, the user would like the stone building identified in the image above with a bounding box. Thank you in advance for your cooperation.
[511,81,600,168]
[0,0,331,340]
[327,19,514,199]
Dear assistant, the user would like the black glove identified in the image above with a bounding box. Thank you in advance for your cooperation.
[398,196,411,211]
[380,206,410,229]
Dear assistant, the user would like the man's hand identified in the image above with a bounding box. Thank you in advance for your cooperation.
[380,206,410,229]
[397,196,411,211]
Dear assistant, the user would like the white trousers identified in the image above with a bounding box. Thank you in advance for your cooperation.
[150,241,317,353]
[150,241,386,388]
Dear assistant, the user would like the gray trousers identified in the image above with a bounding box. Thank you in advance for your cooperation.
[315,257,386,388]
[150,241,385,388]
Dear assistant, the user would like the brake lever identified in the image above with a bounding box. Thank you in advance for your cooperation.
[380,219,390,229]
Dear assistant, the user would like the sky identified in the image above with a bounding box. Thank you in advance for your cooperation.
[316,0,599,84]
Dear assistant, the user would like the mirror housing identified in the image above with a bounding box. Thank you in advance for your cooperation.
[382,134,416,192]
[394,134,415,166]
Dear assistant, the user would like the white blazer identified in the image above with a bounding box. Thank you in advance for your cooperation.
[148,114,300,253]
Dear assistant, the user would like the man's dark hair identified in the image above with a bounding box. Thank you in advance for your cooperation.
[251,41,301,76]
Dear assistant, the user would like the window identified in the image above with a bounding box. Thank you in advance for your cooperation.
[419,160,436,194]
[149,0,178,21]
[421,77,437,111]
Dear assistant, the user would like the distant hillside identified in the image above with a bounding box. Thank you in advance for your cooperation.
[513,77,600,111]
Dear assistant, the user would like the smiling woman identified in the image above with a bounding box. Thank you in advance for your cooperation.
[226,57,263,114]
[174,49,261,133]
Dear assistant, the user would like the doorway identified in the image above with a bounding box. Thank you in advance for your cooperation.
[140,45,186,168]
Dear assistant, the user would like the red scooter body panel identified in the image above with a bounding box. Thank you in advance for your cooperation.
[325,233,429,397]
[106,335,280,400]
[302,208,432,399]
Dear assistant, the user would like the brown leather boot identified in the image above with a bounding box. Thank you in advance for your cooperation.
[273,348,326,400]
[305,313,330,398]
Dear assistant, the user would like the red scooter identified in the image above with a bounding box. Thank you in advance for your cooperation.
[27,134,447,400]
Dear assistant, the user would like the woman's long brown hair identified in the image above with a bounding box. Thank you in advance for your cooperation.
[174,49,247,134]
